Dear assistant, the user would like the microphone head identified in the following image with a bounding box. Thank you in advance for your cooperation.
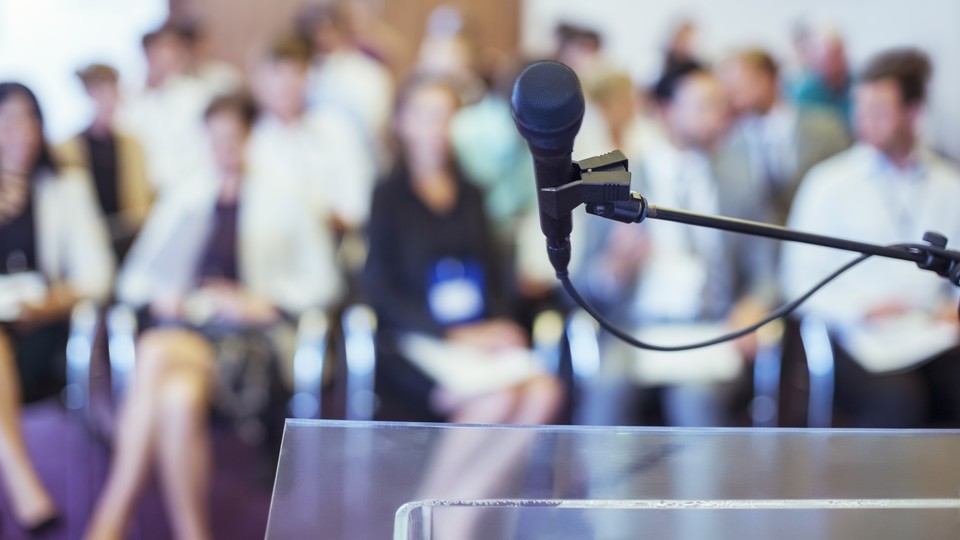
[511,61,585,153]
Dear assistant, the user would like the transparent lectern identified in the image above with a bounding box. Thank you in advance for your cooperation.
[266,420,960,539]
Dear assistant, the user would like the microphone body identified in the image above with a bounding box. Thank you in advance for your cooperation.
[511,61,585,274]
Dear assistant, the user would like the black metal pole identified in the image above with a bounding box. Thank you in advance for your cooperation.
[645,205,927,264]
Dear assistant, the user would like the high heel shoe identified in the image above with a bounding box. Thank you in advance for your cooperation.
[25,513,62,537]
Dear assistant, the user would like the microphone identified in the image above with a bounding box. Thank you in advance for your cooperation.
[511,61,585,275]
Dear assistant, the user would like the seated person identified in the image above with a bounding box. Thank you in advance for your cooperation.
[85,94,342,540]
[57,64,152,262]
[782,49,960,428]
[248,34,375,235]
[716,48,851,226]
[362,77,563,426]
[577,63,776,427]
[0,82,113,534]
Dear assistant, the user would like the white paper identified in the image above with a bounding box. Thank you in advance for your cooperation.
[0,272,47,321]
[399,333,543,399]
[630,323,744,386]
[841,312,959,374]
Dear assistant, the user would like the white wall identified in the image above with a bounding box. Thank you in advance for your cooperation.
[522,0,960,161]
[0,0,168,141]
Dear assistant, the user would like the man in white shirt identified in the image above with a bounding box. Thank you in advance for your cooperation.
[782,48,960,428]
[717,48,851,225]
[248,34,375,234]
[296,3,393,172]
[117,23,216,197]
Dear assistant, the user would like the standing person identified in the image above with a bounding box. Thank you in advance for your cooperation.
[783,49,960,428]
[57,64,152,262]
[363,77,563,426]
[0,82,113,534]
[84,94,341,540]
[717,48,851,225]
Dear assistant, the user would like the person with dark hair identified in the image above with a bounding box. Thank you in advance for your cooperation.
[363,77,563,425]
[84,93,341,539]
[296,2,394,170]
[56,64,152,263]
[576,64,775,427]
[118,22,217,196]
[248,33,375,233]
[783,48,960,428]
[0,82,113,534]
[716,47,851,225]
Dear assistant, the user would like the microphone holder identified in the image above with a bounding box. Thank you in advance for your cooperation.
[541,149,960,287]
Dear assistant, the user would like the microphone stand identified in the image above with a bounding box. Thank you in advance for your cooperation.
[540,150,960,287]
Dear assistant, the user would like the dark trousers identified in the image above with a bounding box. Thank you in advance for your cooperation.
[834,344,960,428]
[6,319,70,403]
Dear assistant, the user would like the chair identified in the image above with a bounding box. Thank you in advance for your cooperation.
[563,308,787,427]
[67,304,335,424]
[798,316,836,428]
[339,305,568,422]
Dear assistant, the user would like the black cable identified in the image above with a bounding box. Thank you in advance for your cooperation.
[558,249,891,352]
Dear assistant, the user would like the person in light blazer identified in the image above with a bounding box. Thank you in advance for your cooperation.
[0,82,113,535]
[56,64,153,263]
[85,94,342,540]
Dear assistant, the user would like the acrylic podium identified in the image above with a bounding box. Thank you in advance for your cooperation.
[265,420,960,539]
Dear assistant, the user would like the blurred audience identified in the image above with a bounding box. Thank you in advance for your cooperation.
[86,94,341,540]
[717,48,851,225]
[0,82,113,534]
[117,22,215,196]
[577,62,776,427]
[662,18,704,74]
[178,19,244,97]
[363,77,563,425]
[57,64,153,262]
[585,69,664,167]
[247,34,374,234]
[782,48,960,428]
[450,61,536,248]
[787,19,852,129]
[555,22,607,83]
[296,2,394,172]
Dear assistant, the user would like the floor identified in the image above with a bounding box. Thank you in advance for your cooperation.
[0,399,274,540]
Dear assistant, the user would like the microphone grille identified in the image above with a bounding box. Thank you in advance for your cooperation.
[511,61,585,150]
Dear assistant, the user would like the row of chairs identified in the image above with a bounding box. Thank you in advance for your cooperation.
[63,302,840,429]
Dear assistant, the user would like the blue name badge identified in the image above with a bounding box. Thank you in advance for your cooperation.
[427,258,486,326]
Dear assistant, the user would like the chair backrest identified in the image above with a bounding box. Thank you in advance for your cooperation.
[64,300,100,415]
[799,316,836,428]
[290,309,330,419]
[342,304,378,421]
[106,304,138,402]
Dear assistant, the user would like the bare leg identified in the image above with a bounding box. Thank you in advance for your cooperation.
[85,329,214,540]
[0,328,57,528]
[420,375,564,539]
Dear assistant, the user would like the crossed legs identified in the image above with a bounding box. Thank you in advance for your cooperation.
[85,328,215,540]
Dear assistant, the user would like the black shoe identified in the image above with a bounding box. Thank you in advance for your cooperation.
[26,514,62,537]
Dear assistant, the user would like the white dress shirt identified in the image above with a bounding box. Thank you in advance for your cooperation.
[633,138,724,323]
[783,144,960,372]
[246,109,375,228]
[117,75,216,196]
[306,49,393,168]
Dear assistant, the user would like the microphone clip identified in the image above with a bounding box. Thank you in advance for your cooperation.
[538,150,645,223]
